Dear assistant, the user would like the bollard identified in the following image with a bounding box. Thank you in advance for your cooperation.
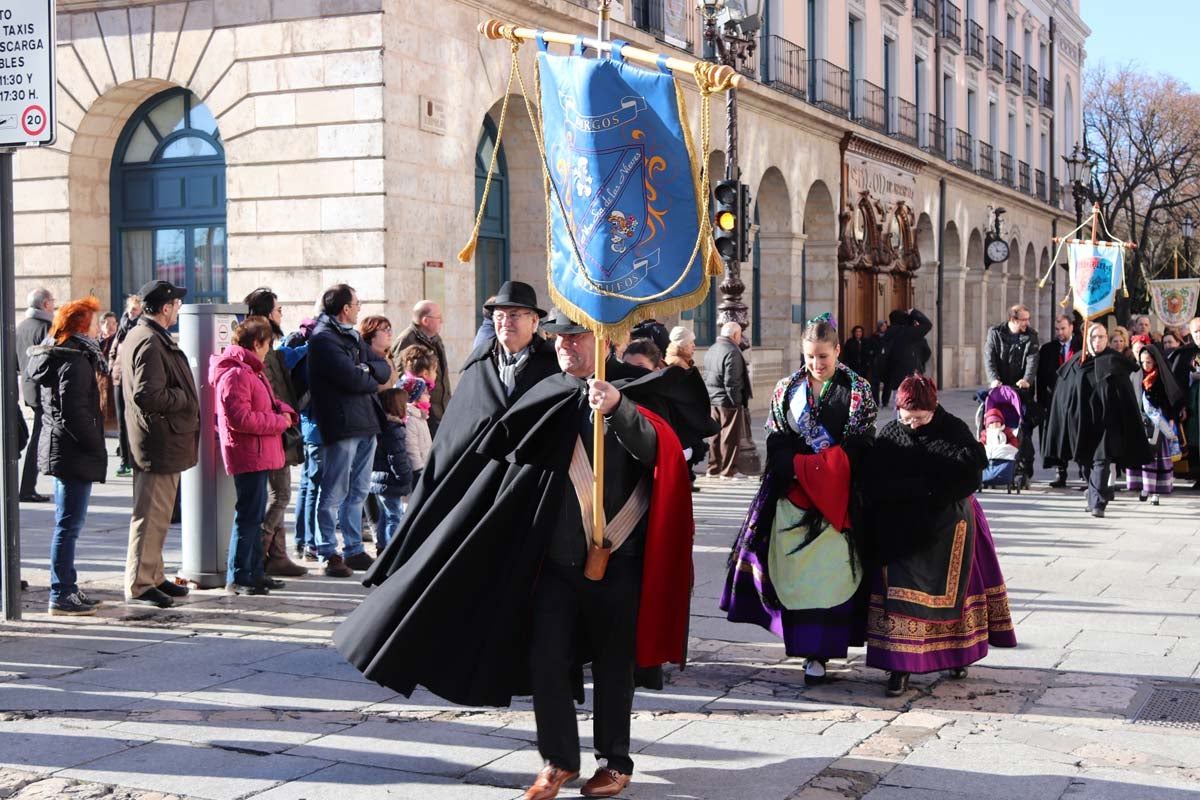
[176,304,244,588]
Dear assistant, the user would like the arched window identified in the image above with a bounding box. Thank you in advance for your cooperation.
[111,89,227,307]
[475,117,510,313]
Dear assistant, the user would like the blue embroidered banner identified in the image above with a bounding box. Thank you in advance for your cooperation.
[538,50,712,333]
[1068,241,1125,320]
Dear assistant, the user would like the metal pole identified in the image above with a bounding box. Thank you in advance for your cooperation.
[597,0,612,45]
[1,151,22,620]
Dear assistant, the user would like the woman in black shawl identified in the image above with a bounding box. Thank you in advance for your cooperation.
[1126,343,1185,504]
[859,375,1016,696]
[1043,323,1153,517]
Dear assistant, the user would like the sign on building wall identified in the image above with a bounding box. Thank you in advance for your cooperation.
[663,0,689,49]
[0,0,55,148]
[846,153,917,207]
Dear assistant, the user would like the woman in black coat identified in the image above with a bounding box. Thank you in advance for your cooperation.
[1043,323,1152,517]
[26,297,109,616]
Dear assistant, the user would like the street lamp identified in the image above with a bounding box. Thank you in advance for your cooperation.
[699,0,761,329]
[1183,212,1195,265]
[1062,141,1096,230]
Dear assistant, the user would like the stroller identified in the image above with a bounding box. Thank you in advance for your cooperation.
[976,385,1031,493]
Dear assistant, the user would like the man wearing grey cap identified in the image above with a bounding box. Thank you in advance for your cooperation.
[120,280,199,608]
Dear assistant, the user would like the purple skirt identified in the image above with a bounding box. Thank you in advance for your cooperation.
[1126,435,1174,494]
[865,496,1016,674]
[719,481,866,659]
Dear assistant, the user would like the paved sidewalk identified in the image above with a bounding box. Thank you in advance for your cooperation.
[2,390,1200,799]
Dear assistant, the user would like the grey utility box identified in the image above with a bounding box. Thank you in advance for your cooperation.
[177,304,245,588]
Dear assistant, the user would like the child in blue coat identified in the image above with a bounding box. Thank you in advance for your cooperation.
[369,388,414,550]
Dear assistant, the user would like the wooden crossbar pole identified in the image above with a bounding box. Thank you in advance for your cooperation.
[478,19,742,89]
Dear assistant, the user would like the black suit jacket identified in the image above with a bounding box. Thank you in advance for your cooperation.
[1035,334,1081,410]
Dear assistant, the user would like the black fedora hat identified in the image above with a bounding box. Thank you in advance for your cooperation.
[540,307,590,335]
[484,281,547,318]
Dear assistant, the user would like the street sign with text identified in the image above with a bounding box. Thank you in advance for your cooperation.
[0,0,55,148]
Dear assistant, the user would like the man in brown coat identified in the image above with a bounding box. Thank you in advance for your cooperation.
[121,280,200,608]
[392,300,451,437]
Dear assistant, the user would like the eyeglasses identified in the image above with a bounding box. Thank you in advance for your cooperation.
[1015,316,1031,322]
[493,310,534,322]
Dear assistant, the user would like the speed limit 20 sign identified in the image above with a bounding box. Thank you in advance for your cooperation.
[0,1,55,148]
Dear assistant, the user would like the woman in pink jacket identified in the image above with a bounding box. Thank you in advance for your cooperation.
[210,317,297,595]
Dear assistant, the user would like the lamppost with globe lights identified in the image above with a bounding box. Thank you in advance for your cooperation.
[699,0,761,329]
[1183,212,1195,267]
[1062,141,1097,230]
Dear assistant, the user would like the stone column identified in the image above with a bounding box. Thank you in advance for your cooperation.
[760,232,805,367]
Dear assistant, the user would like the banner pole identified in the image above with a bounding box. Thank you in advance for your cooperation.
[591,1,610,552]
[592,337,606,548]
[478,20,741,89]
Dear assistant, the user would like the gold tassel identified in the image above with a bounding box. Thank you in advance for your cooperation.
[457,239,477,264]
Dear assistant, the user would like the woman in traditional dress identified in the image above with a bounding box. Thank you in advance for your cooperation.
[1127,344,1185,505]
[720,314,877,685]
[859,374,1017,696]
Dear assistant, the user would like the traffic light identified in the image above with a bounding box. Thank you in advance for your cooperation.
[737,181,751,263]
[712,179,740,261]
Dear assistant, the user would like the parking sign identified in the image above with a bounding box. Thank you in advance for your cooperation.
[0,0,55,148]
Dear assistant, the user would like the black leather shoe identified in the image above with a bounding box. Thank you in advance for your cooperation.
[1048,474,1067,489]
[948,667,969,679]
[227,582,269,596]
[127,588,173,608]
[886,671,910,696]
[19,492,49,503]
[257,577,285,590]
[1090,506,1105,518]
[157,580,190,598]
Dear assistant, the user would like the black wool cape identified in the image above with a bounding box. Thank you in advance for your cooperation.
[1042,349,1153,470]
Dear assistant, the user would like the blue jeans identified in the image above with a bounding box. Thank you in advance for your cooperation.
[50,478,93,602]
[374,493,406,550]
[229,471,269,587]
[315,435,376,560]
[294,443,322,552]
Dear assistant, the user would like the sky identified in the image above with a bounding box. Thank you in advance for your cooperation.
[1082,0,1199,88]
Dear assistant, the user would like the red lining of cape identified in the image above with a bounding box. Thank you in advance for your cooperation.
[634,406,694,669]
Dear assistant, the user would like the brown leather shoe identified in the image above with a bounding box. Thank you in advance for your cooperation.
[522,765,579,800]
[581,767,631,797]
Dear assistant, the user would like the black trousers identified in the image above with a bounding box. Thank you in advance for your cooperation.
[19,405,42,496]
[1082,459,1113,511]
[531,557,642,775]
[115,385,131,469]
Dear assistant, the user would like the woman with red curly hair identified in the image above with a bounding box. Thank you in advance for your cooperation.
[26,296,109,615]
[858,374,1017,696]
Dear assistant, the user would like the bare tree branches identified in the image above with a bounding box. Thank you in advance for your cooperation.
[1084,64,1200,303]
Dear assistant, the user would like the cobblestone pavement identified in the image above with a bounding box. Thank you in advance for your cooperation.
[2,390,1200,799]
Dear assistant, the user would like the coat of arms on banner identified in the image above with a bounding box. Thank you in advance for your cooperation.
[1068,242,1125,320]
[1149,278,1200,328]
[538,50,718,333]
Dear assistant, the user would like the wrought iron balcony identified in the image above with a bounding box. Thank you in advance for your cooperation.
[1007,51,1023,88]
[764,35,806,99]
[953,129,974,169]
[988,36,1004,78]
[1035,169,1047,201]
[923,114,947,159]
[977,141,996,179]
[1041,77,1053,109]
[854,79,887,132]
[889,97,919,146]
[808,59,849,115]
[1000,152,1014,186]
[965,20,984,62]
[939,1,962,45]
[914,0,937,30]
[1018,160,1031,193]
[1025,65,1039,99]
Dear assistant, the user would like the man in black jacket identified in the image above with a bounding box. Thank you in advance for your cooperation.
[1036,314,1080,487]
[16,287,55,502]
[309,284,396,577]
[881,308,933,406]
[981,304,1040,478]
[392,300,451,437]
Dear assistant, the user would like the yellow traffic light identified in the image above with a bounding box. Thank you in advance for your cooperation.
[715,210,736,231]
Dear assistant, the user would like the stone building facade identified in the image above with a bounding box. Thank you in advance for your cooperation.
[15,0,1087,391]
